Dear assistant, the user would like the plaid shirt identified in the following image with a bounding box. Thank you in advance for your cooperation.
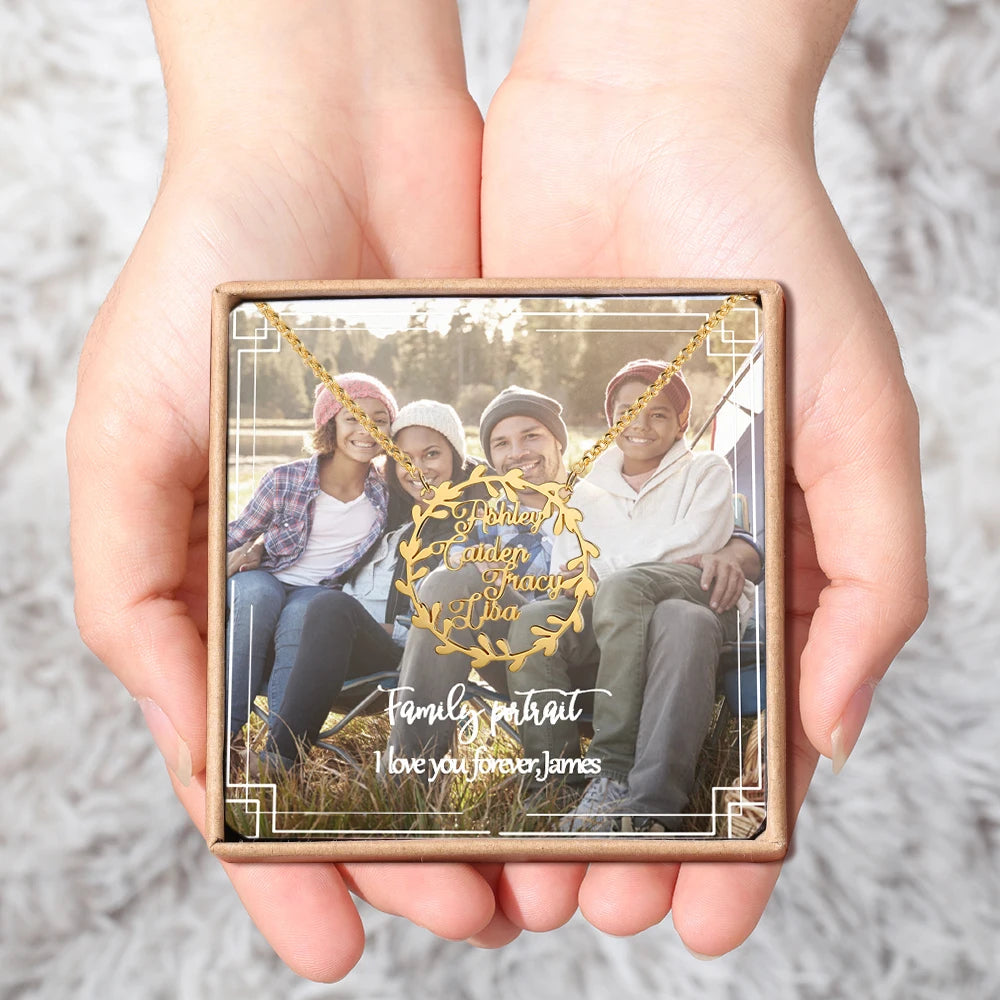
[449,496,554,578]
[227,456,388,586]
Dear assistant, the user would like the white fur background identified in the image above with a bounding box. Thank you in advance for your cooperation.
[2,1,998,997]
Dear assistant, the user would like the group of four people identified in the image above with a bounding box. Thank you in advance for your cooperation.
[226,360,761,832]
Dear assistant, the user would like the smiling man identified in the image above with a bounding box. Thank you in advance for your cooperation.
[387,386,575,764]
[479,386,568,487]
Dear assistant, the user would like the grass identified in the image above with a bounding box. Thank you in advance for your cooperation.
[225,707,579,838]
[225,699,764,840]
[685,710,767,839]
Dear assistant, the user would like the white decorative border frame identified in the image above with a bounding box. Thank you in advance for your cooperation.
[222,293,768,842]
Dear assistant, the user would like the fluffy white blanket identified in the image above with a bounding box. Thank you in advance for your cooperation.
[2,1,996,996]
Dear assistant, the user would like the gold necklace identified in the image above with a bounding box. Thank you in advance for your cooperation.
[256,294,750,670]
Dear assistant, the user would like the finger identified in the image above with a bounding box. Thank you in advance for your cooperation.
[171,773,365,983]
[339,862,497,942]
[757,203,927,775]
[703,563,726,609]
[578,862,679,936]
[709,573,730,613]
[791,342,927,768]
[700,560,719,597]
[466,911,522,949]
[712,567,742,614]
[68,324,211,781]
[497,862,586,931]
[726,570,745,611]
[672,860,778,958]
[463,864,521,948]
[725,568,744,611]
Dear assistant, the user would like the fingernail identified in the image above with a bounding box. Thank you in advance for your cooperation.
[139,698,193,786]
[684,945,720,961]
[830,681,877,775]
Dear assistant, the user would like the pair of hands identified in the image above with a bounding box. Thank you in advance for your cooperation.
[66,0,926,982]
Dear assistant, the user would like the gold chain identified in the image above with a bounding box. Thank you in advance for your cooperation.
[256,302,434,496]
[257,294,752,499]
[564,293,749,492]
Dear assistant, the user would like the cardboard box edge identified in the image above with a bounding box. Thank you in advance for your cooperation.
[207,279,787,861]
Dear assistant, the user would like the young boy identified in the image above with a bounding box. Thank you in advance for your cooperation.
[545,359,752,830]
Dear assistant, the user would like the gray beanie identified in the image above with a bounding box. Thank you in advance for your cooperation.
[478,386,568,465]
[392,399,467,464]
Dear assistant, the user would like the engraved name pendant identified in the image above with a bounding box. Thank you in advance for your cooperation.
[395,466,598,672]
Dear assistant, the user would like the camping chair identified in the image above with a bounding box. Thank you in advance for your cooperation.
[313,669,401,767]
[709,633,766,744]
[246,666,401,770]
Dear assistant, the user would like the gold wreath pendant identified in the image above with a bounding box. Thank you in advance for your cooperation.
[394,466,599,672]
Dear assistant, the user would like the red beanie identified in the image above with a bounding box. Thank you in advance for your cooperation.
[604,359,691,430]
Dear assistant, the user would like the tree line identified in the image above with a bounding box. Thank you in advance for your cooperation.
[228,298,752,432]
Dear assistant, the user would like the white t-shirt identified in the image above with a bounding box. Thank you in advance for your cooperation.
[273,490,378,587]
[622,467,657,493]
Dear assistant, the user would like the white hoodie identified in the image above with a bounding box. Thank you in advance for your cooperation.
[552,438,752,617]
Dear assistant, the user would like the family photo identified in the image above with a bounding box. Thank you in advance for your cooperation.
[19,0,976,988]
[221,292,770,841]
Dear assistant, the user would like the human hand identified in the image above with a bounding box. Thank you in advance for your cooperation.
[678,551,746,614]
[479,0,927,956]
[67,0,512,980]
[560,560,600,585]
[227,537,265,577]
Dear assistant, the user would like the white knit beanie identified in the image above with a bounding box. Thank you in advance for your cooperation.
[391,399,467,464]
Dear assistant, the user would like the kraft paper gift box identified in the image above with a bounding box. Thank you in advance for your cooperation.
[206,278,786,862]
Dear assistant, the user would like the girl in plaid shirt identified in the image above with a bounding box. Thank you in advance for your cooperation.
[255,399,485,769]
[226,374,396,740]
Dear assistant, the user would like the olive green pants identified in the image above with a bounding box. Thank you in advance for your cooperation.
[507,561,738,783]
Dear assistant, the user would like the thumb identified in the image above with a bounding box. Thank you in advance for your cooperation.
[68,289,211,786]
[792,322,927,773]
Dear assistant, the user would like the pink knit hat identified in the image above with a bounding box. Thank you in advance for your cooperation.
[313,374,398,429]
[604,359,691,430]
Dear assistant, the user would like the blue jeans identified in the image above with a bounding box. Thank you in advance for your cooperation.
[225,570,331,736]
[267,588,403,761]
